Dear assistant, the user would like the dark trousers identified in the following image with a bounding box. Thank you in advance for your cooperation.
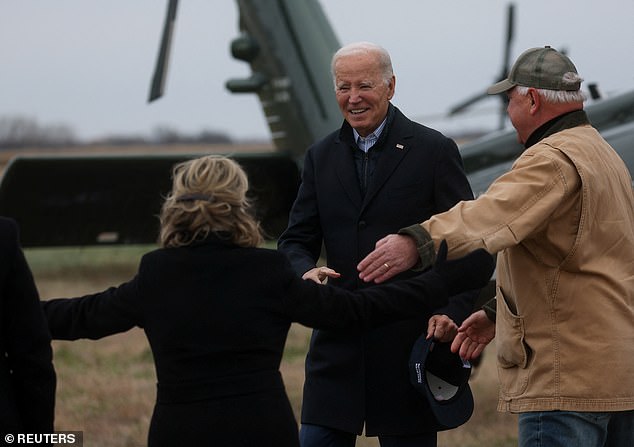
[300,424,437,447]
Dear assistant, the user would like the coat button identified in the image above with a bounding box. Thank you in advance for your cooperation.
[358,220,367,229]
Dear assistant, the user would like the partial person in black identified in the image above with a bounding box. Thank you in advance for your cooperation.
[0,217,56,438]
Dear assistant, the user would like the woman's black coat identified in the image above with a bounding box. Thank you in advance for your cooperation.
[42,237,450,447]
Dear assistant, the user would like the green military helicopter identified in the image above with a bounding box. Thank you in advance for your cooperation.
[0,0,632,248]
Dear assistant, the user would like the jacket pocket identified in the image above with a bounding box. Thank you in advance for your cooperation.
[495,287,531,397]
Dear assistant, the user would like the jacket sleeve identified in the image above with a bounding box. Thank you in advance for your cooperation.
[277,147,323,276]
[42,277,143,341]
[2,219,56,433]
[431,135,474,214]
[422,147,580,260]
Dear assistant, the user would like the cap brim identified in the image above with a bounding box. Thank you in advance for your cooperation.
[409,336,474,430]
[487,78,515,95]
[423,372,474,428]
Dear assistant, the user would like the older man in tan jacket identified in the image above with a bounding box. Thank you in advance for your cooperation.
[358,46,634,447]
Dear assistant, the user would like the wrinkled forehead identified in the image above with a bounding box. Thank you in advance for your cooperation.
[335,56,386,84]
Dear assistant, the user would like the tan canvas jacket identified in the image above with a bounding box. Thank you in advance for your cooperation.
[417,117,634,413]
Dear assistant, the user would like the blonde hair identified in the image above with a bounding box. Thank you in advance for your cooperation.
[159,155,263,248]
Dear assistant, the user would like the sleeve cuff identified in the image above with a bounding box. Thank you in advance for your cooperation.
[397,224,435,271]
[482,297,497,323]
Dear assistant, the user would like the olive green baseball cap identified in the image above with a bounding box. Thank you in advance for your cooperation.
[487,46,581,94]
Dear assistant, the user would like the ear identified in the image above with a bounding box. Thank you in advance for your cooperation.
[527,88,540,114]
[387,75,396,100]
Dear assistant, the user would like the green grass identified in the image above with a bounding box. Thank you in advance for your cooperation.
[25,245,153,278]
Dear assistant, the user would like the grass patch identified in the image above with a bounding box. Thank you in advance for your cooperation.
[25,245,154,279]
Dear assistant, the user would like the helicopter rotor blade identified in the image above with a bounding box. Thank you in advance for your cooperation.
[500,3,515,81]
[448,3,516,119]
[448,91,489,116]
[148,0,179,102]
[495,3,515,130]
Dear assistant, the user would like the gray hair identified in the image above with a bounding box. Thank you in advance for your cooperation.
[516,72,586,103]
[331,41,394,88]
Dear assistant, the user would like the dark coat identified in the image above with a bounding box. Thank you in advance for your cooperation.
[278,105,477,435]
[42,236,451,447]
[0,217,56,434]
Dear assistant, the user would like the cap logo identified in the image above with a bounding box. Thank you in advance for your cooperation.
[414,362,423,384]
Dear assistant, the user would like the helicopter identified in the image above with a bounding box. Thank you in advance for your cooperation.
[0,0,632,248]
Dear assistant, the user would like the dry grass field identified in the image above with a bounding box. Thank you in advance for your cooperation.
[25,244,518,447]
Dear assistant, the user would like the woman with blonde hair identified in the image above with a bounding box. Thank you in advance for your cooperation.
[42,155,493,447]
[159,154,263,249]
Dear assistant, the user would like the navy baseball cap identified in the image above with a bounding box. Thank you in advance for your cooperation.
[409,335,474,429]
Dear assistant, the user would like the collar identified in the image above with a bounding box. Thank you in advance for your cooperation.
[186,230,235,248]
[353,117,387,151]
[524,109,590,148]
[340,103,397,150]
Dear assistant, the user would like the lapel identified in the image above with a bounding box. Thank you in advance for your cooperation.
[334,125,364,207]
[361,107,412,211]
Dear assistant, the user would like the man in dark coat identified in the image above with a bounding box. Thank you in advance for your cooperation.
[0,217,56,436]
[277,42,477,446]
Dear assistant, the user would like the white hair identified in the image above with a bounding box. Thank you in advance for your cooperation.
[516,72,587,103]
[330,41,394,88]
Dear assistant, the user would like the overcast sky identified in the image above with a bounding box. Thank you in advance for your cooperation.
[2,0,633,142]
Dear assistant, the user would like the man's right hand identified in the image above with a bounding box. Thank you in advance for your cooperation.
[450,309,495,360]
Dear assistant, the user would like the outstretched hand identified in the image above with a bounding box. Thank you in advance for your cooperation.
[433,240,494,296]
[302,266,341,284]
[450,309,495,360]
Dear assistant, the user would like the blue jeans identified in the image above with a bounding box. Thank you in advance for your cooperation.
[518,410,634,447]
[299,424,437,447]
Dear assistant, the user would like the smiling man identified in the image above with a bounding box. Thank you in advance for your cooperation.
[277,42,477,447]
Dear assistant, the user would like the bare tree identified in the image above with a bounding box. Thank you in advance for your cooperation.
[0,116,76,148]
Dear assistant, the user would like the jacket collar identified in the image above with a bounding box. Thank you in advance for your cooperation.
[525,109,590,148]
[186,231,236,248]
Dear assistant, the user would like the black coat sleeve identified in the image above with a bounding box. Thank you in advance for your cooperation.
[42,278,143,341]
[280,261,450,330]
[277,146,324,276]
[428,135,479,324]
